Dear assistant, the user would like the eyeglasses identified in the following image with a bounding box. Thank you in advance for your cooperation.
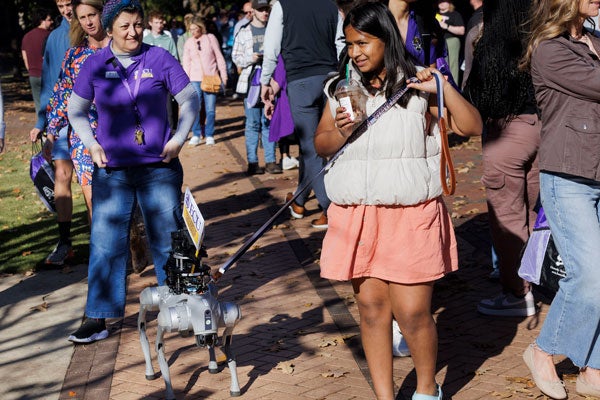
[244,10,253,15]
[197,41,201,51]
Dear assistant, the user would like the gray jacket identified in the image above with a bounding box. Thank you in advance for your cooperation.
[531,33,600,181]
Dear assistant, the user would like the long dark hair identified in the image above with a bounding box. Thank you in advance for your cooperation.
[329,2,417,108]
[464,0,535,123]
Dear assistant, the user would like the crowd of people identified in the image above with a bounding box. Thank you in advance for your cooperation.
[6,0,600,398]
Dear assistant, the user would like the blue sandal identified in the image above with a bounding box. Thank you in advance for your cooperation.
[412,384,442,400]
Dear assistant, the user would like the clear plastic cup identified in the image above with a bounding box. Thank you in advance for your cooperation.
[334,79,367,123]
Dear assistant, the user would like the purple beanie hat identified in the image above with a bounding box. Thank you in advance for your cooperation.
[101,0,144,29]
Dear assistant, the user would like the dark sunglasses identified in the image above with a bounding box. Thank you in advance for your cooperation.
[197,41,201,51]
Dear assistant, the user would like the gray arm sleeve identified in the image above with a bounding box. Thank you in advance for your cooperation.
[260,1,283,85]
[171,83,200,145]
[67,93,98,150]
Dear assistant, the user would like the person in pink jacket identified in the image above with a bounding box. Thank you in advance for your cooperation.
[183,16,228,146]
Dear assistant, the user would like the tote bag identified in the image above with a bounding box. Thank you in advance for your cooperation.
[518,206,566,297]
[30,140,56,213]
[246,65,262,108]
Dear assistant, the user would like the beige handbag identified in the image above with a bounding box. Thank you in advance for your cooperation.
[201,74,222,93]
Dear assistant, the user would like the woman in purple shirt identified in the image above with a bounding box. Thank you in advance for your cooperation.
[66,0,199,344]
[387,0,457,89]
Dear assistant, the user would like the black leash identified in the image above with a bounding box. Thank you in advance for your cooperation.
[214,79,419,279]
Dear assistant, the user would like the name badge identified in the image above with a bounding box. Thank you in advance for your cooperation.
[105,71,119,79]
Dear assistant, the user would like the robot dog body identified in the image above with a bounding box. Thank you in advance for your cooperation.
[138,230,242,400]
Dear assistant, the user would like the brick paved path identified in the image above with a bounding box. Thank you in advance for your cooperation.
[59,98,588,400]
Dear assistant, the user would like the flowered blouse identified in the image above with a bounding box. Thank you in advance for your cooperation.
[47,39,99,144]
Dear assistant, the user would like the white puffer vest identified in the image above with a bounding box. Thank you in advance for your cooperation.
[323,76,443,206]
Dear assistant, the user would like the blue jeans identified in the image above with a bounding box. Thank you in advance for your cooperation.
[191,81,217,139]
[244,99,275,163]
[287,75,331,212]
[85,160,184,319]
[537,172,600,368]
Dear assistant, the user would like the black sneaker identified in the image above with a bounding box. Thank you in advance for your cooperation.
[247,162,265,175]
[68,318,109,343]
[265,162,283,174]
[45,242,74,265]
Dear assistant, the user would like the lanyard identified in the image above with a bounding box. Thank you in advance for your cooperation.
[111,52,146,145]
[113,54,144,115]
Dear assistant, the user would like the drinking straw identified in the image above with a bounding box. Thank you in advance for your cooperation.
[346,63,350,83]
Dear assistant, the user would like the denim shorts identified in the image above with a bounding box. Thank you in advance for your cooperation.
[51,127,70,161]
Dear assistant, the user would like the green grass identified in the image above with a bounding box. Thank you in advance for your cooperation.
[0,141,89,274]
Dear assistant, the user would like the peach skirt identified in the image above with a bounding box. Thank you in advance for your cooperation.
[320,198,458,284]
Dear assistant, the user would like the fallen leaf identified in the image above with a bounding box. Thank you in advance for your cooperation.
[22,251,32,256]
[275,361,294,374]
[490,391,513,398]
[30,302,49,312]
[321,369,348,378]
[457,167,470,174]
[319,338,338,348]
[505,376,530,384]
[216,353,228,364]
[267,342,282,352]
[315,351,333,358]
[69,391,77,397]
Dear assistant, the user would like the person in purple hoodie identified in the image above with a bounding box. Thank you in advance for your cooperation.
[65,0,199,344]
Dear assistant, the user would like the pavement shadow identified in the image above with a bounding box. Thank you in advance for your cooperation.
[0,266,88,400]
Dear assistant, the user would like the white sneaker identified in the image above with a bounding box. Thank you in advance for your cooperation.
[205,137,215,145]
[188,136,201,146]
[478,291,536,317]
[392,320,411,357]
[282,156,299,170]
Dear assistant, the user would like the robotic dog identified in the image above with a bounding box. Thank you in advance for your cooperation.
[138,229,242,400]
